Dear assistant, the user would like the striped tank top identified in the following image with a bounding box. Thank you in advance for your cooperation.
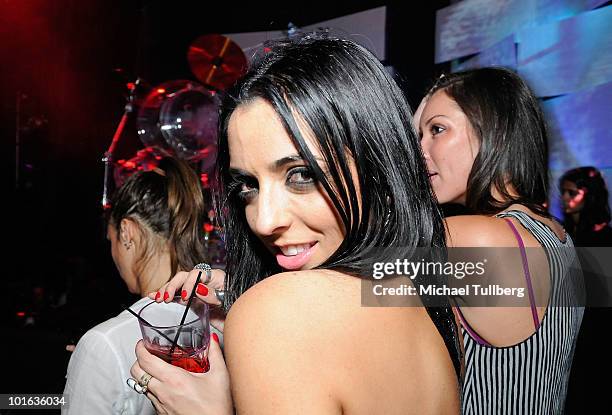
[459,210,584,414]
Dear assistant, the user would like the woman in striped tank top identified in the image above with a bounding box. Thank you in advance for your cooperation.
[415,67,584,414]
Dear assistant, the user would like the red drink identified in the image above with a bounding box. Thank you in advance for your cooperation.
[138,297,211,373]
[146,343,210,373]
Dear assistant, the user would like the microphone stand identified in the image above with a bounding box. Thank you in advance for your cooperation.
[101,80,139,209]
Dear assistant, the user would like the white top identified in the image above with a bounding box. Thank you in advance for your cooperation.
[62,297,155,415]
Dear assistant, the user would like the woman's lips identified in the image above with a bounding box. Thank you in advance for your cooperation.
[275,242,317,270]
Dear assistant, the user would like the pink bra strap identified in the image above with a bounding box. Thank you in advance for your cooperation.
[502,218,540,331]
[455,305,492,347]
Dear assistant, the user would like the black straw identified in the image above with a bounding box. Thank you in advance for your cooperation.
[170,270,203,354]
[125,307,189,353]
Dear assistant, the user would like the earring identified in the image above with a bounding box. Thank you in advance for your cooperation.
[123,241,133,250]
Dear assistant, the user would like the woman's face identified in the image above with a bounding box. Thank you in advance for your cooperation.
[107,223,139,294]
[416,90,480,205]
[227,98,345,271]
[561,180,586,213]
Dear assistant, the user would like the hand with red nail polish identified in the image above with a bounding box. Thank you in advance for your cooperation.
[149,268,227,333]
[196,283,209,296]
[131,331,231,414]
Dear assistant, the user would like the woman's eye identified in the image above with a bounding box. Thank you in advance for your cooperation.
[431,124,446,135]
[287,167,315,186]
[562,189,578,197]
[240,182,256,193]
[234,179,258,201]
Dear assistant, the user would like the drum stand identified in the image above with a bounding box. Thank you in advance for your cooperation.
[101,80,140,209]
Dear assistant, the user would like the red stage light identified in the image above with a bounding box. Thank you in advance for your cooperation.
[156,88,166,94]
[594,223,607,231]
[16,312,26,317]
[200,173,209,187]
[204,223,215,233]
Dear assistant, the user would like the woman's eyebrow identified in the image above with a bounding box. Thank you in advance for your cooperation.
[228,156,304,177]
[424,114,448,125]
[229,155,325,177]
[272,155,303,170]
[228,167,253,178]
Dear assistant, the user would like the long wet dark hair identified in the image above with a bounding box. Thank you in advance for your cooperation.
[110,156,206,279]
[214,33,446,307]
[427,67,549,216]
[560,166,611,237]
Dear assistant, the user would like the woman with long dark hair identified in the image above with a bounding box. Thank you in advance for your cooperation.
[416,67,584,414]
[129,33,463,414]
[560,166,611,413]
[560,166,612,246]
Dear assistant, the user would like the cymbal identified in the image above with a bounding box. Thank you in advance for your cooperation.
[187,34,247,91]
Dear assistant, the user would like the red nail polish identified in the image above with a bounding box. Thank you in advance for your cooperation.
[196,283,208,296]
[155,292,161,300]
[163,292,169,301]
[212,333,219,343]
[181,290,188,299]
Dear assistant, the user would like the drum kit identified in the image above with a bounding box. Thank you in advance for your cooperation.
[101,34,247,265]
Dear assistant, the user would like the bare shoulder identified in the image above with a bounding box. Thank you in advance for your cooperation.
[224,270,459,414]
[225,269,358,332]
[225,269,424,344]
[224,269,370,363]
[223,270,357,413]
[445,215,517,247]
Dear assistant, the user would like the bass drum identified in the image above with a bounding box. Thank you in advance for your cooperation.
[137,80,220,170]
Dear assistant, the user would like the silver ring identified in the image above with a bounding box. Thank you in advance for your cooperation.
[139,372,153,388]
[214,289,226,303]
[194,263,212,284]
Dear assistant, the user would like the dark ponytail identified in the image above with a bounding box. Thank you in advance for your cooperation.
[110,156,205,280]
[161,157,207,274]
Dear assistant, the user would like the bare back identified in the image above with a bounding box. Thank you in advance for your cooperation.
[445,204,566,346]
[224,270,460,415]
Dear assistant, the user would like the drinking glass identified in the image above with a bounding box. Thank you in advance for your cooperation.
[138,296,210,373]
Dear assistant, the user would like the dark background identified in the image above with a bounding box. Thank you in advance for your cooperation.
[1,0,450,396]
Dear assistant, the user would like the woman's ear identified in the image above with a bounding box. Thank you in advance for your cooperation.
[120,218,136,250]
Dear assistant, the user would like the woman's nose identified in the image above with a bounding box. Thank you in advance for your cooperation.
[420,140,432,161]
[252,184,291,237]
[562,191,571,202]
